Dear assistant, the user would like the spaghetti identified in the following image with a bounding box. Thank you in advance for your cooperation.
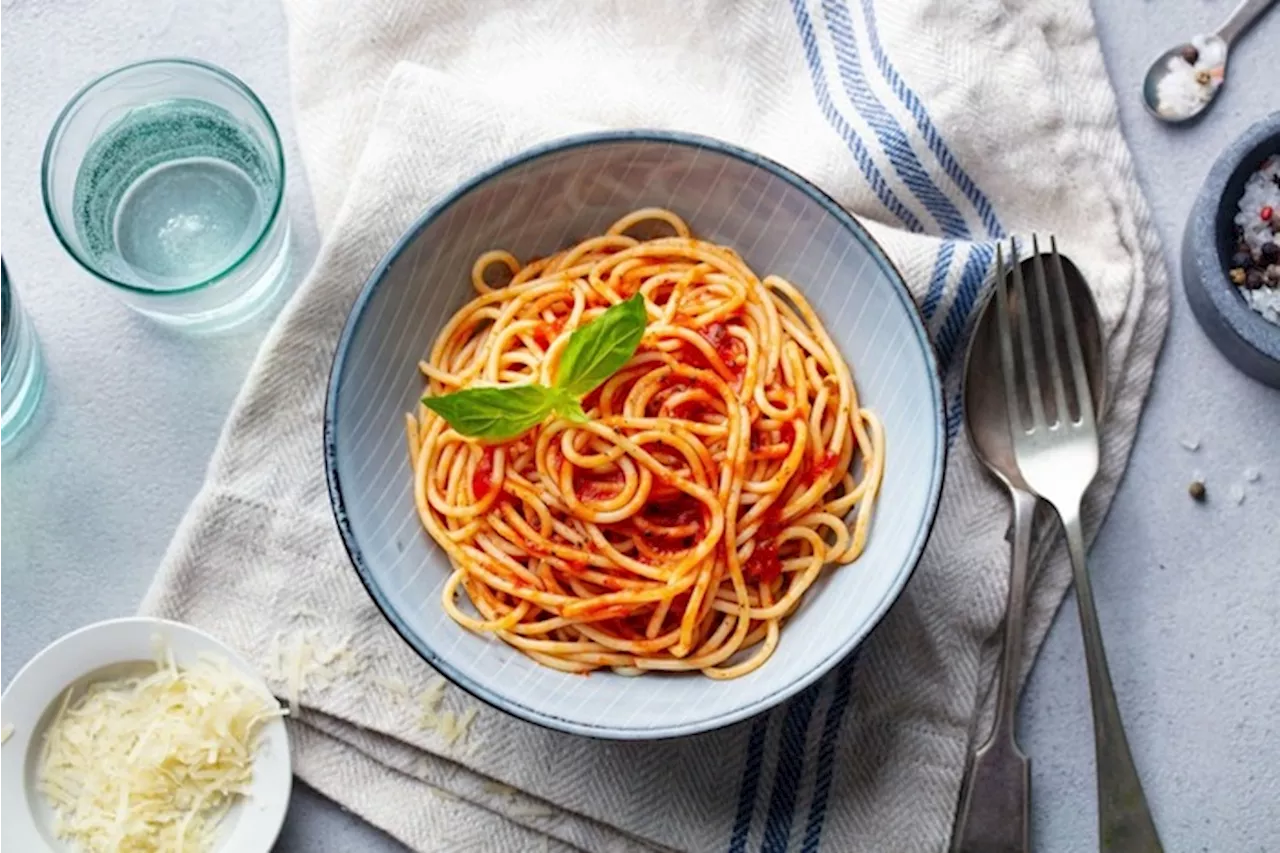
[407,208,884,679]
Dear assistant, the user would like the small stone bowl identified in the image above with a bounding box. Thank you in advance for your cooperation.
[1182,112,1280,388]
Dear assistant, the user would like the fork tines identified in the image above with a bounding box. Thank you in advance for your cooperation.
[994,236,1094,434]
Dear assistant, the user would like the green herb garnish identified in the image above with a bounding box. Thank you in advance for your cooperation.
[423,293,647,440]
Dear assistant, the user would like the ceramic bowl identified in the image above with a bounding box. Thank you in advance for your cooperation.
[1182,112,1280,387]
[1,617,291,851]
[325,131,945,738]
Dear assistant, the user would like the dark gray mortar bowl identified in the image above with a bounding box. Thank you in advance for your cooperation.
[1182,112,1280,389]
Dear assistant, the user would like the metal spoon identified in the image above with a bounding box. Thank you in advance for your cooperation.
[1142,0,1275,123]
[951,243,1105,853]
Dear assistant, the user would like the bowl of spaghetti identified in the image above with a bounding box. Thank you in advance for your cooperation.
[325,131,944,739]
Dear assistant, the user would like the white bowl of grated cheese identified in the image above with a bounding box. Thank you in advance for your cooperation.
[1,617,291,853]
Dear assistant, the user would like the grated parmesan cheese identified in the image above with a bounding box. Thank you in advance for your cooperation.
[373,674,412,699]
[37,652,284,853]
[410,678,477,744]
[508,802,556,819]
[264,628,357,707]
[1,722,13,744]
[482,780,517,796]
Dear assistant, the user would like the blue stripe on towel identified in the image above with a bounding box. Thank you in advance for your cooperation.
[730,2,1007,847]
[761,681,824,851]
[936,241,995,375]
[922,240,956,321]
[799,651,861,852]
[854,0,1005,239]
[789,0,924,233]
[946,386,967,444]
[757,6,944,840]
[728,714,771,853]
[821,0,970,239]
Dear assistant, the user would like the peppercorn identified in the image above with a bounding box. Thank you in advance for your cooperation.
[1267,265,1280,285]
[1180,44,1200,64]
[1245,269,1265,289]
[1263,205,1275,222]
[1232,250,1253,267]
[1194,70,1212,86]
[1188,480,1206,502]
[1230,267,1247,285]
[1262,242,1280,264]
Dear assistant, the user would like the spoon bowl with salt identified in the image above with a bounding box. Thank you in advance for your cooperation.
[1142,0,1275,124]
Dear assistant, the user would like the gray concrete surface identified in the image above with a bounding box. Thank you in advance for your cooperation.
[2,0,1277,850]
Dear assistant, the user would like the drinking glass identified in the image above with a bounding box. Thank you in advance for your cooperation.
[2,261,46,447]
[42,59,290,331]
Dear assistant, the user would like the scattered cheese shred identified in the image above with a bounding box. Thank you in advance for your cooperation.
[454,708,479,743]
[482,780,517,796]
[373,674,412,699]
[416,677,447,726]
[1,723,13,744]
[37,653,285,853]
[509,802,557,819]
[373,671,479,745]
[264,629,356,707]
[409,678,476,744]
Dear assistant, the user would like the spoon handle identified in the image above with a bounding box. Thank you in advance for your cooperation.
[1216,0,1275,45]
[1059,506,1163,853]
[951,487,1037,853]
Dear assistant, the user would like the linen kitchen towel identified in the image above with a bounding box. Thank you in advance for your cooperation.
[143,1,1169,850]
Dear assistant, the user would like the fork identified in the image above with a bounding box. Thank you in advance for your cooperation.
[995,237,1163,852]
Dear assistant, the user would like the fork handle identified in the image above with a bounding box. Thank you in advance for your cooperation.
[1060,509,1164,853]
[951,487,1036,853]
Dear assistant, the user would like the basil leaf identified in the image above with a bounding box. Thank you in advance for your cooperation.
[422,295,646,439]
[550,388,589,424]
[422,384,555,440]
[554,293,647,397]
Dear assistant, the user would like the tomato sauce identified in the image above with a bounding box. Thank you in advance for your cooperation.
[780,422,796,446]
[670,343,711,371]
[577,467,625,501]
[645,535,696,554]
[472,447,496,499]
[533,318,565,348]
[645,383,686,418]
[744,504,783,584]
[645,494,702,530]
[701,321,746,378]
[803,451,841,487]
[579,603,633,622]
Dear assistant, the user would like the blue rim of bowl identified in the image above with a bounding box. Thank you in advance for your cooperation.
[324,129,946,740]
[39,58,287,297]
